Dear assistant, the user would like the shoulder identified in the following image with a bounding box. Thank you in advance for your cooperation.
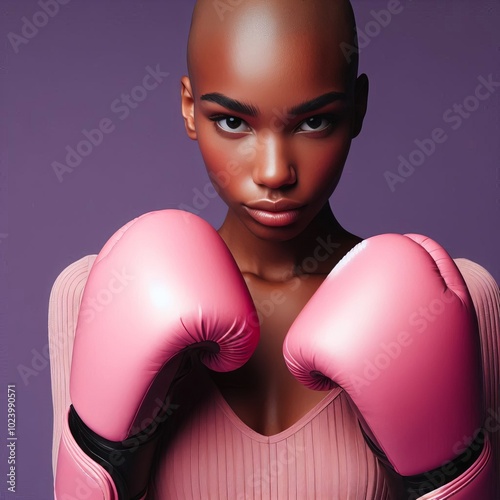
[49,255,98,318]
[453,259,499,368]
[50,255,97,297]
[453,258,499,308]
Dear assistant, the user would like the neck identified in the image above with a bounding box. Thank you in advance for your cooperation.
[217,203,360,282]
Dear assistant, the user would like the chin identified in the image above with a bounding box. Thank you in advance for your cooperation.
[244,218,309,243]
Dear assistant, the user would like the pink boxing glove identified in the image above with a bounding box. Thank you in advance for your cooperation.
[55,210,259,500]
[284,234,494,498]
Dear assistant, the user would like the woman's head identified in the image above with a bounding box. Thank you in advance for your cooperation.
[181,0,368,241]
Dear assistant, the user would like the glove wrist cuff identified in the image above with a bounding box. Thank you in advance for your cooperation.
[400,430,485,498]
[68,404,165,500]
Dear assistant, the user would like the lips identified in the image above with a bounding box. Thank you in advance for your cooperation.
[243,199,304,227]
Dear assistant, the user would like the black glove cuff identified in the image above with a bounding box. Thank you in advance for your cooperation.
[68,404,165,500]
[401,430,485,499]
[359,423,485,499]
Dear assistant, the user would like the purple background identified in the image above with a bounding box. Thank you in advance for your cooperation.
[1,0,499,497]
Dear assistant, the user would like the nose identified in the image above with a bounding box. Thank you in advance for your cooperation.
[251,131,297,189]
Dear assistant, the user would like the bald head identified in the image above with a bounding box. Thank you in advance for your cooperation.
[187,0,359,95]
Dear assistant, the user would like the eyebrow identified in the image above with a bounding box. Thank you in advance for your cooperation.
[200,93,259,116]
[200,91,348,117]
[289,92,348,116]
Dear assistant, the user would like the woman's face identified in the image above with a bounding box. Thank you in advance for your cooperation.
[182,16,367,241]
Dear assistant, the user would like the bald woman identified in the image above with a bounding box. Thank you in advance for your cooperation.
[151,0,382,492]
[152,0,386,496]
[50,1,497,499]
[147,0,494,498]
[182,0,367,437]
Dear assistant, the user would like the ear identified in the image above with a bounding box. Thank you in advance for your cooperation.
[351,73,369,139]
[181,76,197,140]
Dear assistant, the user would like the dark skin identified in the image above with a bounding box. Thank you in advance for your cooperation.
[181,0,369,436]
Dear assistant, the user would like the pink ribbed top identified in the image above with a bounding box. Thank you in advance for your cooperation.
[146,368,396,499]
[49,256,500,499]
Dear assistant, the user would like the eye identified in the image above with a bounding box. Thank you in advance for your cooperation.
[297,115,334,133]
[211,115,251,134]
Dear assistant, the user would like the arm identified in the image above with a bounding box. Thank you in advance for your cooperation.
[48,254,97,476]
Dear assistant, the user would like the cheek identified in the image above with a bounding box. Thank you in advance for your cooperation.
[197,126,248,203]
[296,132,352,192]
[197,122,228,170]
